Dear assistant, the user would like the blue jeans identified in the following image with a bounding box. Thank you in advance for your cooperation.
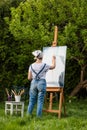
[28,79,46,117]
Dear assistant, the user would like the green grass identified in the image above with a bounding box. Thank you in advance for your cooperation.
[0,99,87,130]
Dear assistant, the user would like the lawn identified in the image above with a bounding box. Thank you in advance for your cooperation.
[0,98,87,130]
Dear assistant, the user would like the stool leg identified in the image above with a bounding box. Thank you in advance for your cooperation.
[10,103,13,115]
[5,103,7,115]
[21,103,24,117]
[16,104,18,115]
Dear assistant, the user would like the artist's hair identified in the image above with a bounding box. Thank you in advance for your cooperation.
[37,56,42,60]
[38,57,42,60]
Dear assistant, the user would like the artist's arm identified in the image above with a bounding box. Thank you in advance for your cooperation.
[28,70,32,80]
[49,56,56,70]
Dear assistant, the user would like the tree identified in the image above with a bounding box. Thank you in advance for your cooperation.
[7,0,87,96]
[1,0,87,97]
[0,0,25,101]
[60,0,87,96]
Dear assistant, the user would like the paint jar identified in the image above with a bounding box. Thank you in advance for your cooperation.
[15,95,21,102]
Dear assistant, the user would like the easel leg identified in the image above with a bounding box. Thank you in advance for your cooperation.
[49,93,53,110]
[63,94,66,116]
[44,94,48,109]
[58,89,63,118]
[43,88,66,119]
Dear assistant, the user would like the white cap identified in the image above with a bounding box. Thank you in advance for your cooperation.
[32,50,43,59]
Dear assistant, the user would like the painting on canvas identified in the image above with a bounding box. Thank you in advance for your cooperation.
[43,46,67,87]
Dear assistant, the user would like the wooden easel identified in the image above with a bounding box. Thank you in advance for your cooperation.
[43,26,66,118]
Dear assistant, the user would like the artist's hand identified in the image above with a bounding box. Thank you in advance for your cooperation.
[52,56,56,64]
[52,56,56,60]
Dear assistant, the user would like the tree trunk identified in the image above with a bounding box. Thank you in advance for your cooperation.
[70,66,87,97]
[70,80,87,97]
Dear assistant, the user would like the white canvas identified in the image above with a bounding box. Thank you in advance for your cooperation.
[43,46,67,87]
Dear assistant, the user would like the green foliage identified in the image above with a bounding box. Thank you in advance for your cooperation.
[7,0,87,67]
[0,0,27,99]
[65,59,80,94]
[0,0,87,98]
